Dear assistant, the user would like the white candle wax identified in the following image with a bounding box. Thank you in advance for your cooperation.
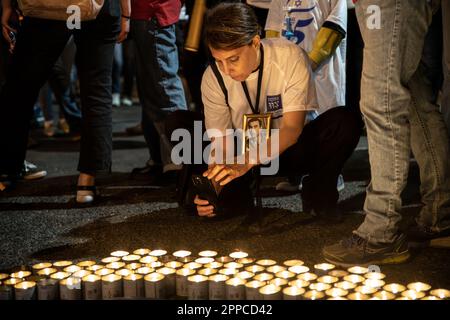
[37,268,58,277]
[125,263,142,271]
[149,249,168,257]
[256,259,277,267]
[101,257,120,264]
[198,250,218,258]
[354,285,378,295]
[328,270,349,278]
[165,261,183,270]
[172,250,192,259]
[198,268,218,277]
[122,255,141,263]
[407,282,431,292]
[283,286,305,300]
[317,276,339,285]
[253,272,274,283]
[195,257,215,265]
[223,262,244,270]
[63,265,82,274]
[106,262,125,270]
[82,274,102,300]
[237,258,255,265]
[205,262,224,270]
[110,250,129,258]
[325,288,348,298]
[347,292,370,300]
[347,266,369,275]
[10,271,31,280]
[229,251,248,259]
[373,290,396,300]
[275,271,295,280]
[115,269,132,278]
[95,268,114,277]
[288,265,310,275]
[297,272,318,282]
[283,259,304,267]
[334,281,357,291]
[383,283,406,294]
[133,248,151,256]
[139,255,158,265]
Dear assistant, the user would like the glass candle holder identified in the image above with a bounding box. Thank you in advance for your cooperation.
[123,274,145,298]
[259,284,282,300]
[283,286,305,300]
[82,274,102,300]
[209,274,229,300]
[430,289,450,299]
[144,273,166,299]
[373,290,396,300]
[187,275,209,300]
[407,282,431,292]
[303,290,325,300]
[245,265,265,274]
[95,268,114,277]
[76,260,96,268]
[325,288,348,298]
[225,277,246,300]
[245,280,265,300]
[383,283,406,295]
[314,263,335,276]
[175,268,195,298]
[334,281,357,291]
[297,272,318,282]
[401,290,426,300]
[101,274,123,299]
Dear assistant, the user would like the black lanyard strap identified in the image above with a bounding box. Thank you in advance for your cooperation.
[241,44,264,114]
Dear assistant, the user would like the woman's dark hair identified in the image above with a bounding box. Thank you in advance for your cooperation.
[204,2,261,50]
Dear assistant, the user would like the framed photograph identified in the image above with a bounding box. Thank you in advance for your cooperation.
[242,113,272,153]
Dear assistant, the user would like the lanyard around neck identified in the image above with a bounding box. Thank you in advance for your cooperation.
[241,44,264,115]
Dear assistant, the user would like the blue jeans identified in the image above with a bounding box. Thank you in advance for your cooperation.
[355,0,450,244]
[131,19,187,166]
[112,43,123,94]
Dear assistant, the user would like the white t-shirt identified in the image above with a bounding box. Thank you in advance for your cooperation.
[265,0,347,114]
[201,38,318,138]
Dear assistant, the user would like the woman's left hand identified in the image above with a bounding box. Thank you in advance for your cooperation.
[117,17,130,43]
[203,162,253,186]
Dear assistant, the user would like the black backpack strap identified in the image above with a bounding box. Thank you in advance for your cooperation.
[210,62,230,108]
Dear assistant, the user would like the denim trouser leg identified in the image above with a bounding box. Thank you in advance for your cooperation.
[354,0,433,244]
[409,64,450,233]
[112,43,123,94]
[131,19,187,166]
[442,0,450,135]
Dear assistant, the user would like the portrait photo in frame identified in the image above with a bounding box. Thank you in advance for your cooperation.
[242,113,272,154]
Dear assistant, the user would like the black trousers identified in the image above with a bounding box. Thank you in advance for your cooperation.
[0,11,119,177]
[166,107,363,214]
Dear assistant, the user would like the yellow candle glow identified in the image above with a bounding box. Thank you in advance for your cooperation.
[237,258,255,265]
[383,283,406,294]
[334,281,357,290]
[236,271,254,280]
[223,262,244,270]
[72,270,91,279]
[14,281,36,300]
[125,263,142,271]
[53,261,72,269]
[101,256,120,264]
[115,269,132,277]
[144,272,166,299]
[37,268,58,277]
[283,259,304,267]
[158,267,176,297]
[32,263,52,272]
[256,259,277,267]
[269,278,288,287]
[10,271,31,279]
[328,270,349,278]
[216,256,233,263]
[63,265,82,274]
[183,262,202,270]
[4,278,22,286]
[303,290,325,300]
[288,279,310,288]
[402,290,426,300]
[0,273,9,281]
[139,255,158,264]
[195,257,215,264]
[94,268,114,277]
[173,250,191,258]
[122,255,141,262]
[149,249,167,257]
[148,261,163,269]
[347,292,370,300]
[101,274,123,299]
[347,266,369,274]
[430,289,450,299]
[123,274,145,298]
[328,297,348,300]
[354,285,378,295]
[198,250,218,258]
[110,250,129,257]
[297,273,318,282]
[50,271,70,281]
[165,261,183,269]
[309,282,331,292]
[60,277,82,300]
[136,267,155,276]
[407,282,431,292]
[343,274,365,284]
[373,290,396,300]
[198,268,218,276]
[218,268,239,276]
[325,288,348,298]
[245,265,265,274]
[133,248,151,256]
[283,286,305,300]
[76,260,96,268]
[267,265,287,274]
[364,272,386,280]
[275,271,295,280]
[205,262,224,269]
[314,263,335,275]
[422,296,441,300]
[253,272,274,282]
[37,278,59,300]
[106,262,125,270]
[317,276,339,284]
[259,284,282,300]
[288,265,310,275]
[229,251,248,259]
[209,274,229,300]
[363,279,385,288]
[86,264,104,272]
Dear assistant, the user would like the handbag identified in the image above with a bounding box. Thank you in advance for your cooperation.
[17,0,105,21]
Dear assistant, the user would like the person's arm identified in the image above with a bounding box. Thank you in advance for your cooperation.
[117,0,130,43]
[308,0,347,71]
[1,0,16,52]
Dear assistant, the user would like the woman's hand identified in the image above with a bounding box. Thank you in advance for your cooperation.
[194,195,216,218]
[203,162,253,186]
[117,16,130,43]
[1,5,17,53]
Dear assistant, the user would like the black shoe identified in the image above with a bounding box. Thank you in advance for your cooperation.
[407,224,450,248]
[322,233,410,267]
[126,123,143,136]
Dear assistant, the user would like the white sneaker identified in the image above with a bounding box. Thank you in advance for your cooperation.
[121,97,133,107]
[275,180,301,192]
[112,93,121,107]
[337,174,345,192]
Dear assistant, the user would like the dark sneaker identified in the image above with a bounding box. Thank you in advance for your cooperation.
[407,224,450,248]
[322,233,410,267]
[131,163,163,176]
[20,161,47,180]
[125,123,143,136]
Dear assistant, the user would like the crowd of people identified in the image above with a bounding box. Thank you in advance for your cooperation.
[1,0,449,267]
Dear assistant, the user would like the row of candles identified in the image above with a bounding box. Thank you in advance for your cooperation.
[1,249,449,300]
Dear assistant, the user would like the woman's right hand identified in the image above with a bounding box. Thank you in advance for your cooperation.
[193,195,216,218]
[1,5,17,53]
